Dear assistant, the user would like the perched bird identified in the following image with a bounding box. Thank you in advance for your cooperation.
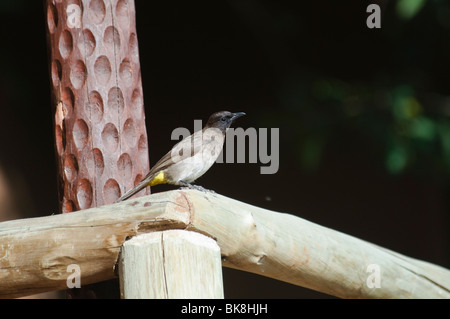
[117,111,245,201]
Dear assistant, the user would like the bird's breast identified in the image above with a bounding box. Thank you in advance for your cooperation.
[167,130,225,183]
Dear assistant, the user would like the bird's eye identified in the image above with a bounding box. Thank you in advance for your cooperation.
[220,117,227,122]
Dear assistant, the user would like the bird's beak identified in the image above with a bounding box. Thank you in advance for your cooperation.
[231,112,246,121]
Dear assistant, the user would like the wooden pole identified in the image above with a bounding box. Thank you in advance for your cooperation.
[45,0,150,210]
[45,0,149,298]
[119,230,224,299]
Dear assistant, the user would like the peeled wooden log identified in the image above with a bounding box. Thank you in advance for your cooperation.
[0,189,449,298]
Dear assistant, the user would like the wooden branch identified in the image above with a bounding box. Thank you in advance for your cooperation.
[1,189,449,298]
[185,191,450,298]
[119,230,223,299]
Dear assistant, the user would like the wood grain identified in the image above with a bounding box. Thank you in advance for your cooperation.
[119,230,223,299]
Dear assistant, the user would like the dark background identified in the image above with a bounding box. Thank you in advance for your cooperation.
[1,0,449,298]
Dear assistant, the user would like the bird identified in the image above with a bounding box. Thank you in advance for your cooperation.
[117,111,245,202]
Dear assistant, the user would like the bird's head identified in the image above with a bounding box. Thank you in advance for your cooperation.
[205,111,246,131]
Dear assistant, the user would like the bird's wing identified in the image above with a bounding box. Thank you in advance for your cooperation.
[148,128,223,173]
[116,140,182,201]
[117,129,222,202]
[144,130,205,176]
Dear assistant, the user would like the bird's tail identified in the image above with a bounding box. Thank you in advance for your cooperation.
[116,174,155,202]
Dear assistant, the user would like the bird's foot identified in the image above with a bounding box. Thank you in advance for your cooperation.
[179,181,216,194]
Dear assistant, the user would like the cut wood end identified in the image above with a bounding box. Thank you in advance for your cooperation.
[124,230,219,252]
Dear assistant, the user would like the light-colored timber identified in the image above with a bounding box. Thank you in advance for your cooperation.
[0,189,449,298]
[118,230,223,299]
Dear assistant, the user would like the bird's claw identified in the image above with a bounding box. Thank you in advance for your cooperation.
[179,182,216,194]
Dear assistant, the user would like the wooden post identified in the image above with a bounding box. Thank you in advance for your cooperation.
[45,0,150,211]
[45,0,149,297]
[119,230,224,299]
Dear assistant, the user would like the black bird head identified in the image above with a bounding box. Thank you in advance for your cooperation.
[205,111,246,131]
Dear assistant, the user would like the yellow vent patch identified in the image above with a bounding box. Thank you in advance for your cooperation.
[149,171,167,186]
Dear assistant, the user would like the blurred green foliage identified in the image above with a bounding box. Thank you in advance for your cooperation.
[258,0,450,179]
[297,78,450,176]
[396,0,427,20]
